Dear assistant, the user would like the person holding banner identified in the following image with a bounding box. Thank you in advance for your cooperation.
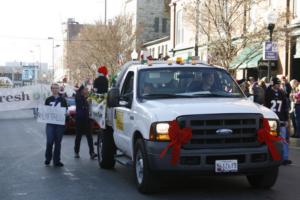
[74,85,97,159]
[44,83,68,167]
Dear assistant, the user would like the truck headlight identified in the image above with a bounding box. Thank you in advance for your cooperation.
[149,122,170,141]
[156,123,169,134]
[268,120,278,136]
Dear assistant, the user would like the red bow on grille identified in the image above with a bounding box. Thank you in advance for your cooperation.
[257,118,282,161]
[160,120,192,165]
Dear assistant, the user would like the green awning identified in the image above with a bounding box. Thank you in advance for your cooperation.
[229,45,262,70]
[238,51,262,69]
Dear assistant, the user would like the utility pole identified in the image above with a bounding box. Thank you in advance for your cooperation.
[104,0,107,24]
[194,0,200,57]
[48,37,60,81]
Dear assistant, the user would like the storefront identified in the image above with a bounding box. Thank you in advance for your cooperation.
[229,46,279,80]
[289,18,300,81]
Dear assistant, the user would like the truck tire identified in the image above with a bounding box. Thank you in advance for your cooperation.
[134,139,158,194]
[246,167,279,189]
[97,128,116,169]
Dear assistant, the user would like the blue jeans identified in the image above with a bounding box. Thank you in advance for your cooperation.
[280,126,289,161]
[45,124,64,164]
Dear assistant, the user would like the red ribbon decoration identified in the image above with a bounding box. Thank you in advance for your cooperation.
[257,118,282,161]
[160,120,192,165]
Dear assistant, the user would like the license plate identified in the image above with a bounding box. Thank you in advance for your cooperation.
[215,160,238,173]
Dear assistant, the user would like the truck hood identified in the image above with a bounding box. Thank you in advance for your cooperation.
[138,98,278,122]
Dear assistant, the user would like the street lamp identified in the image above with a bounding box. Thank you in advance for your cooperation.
[264,10,278,82]
[48,37,60,81]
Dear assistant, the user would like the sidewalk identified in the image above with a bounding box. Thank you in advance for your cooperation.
[290,137,300,148]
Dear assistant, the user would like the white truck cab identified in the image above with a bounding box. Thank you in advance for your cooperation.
[97,61,282,193]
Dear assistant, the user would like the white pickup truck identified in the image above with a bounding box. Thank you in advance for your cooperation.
[96,61,282,193]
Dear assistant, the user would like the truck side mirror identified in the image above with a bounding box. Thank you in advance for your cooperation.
[107,87,120,107]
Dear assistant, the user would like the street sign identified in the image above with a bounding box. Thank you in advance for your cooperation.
[263,41,278,60]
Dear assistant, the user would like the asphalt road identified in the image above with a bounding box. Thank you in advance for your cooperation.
[0,110,300,200]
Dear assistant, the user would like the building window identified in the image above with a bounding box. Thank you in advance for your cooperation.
[162,45,164,56]
[248,2,257,32]
[295,0,300,18]
[269,0,278,9]
[176,10,184,45]
[154,17,159,32]
[162,18,168,33]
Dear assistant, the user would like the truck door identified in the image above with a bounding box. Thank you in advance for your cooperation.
[113,71,135,155]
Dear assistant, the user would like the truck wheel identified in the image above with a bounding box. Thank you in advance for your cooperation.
[97,129,116,169]
[246,167,279,189]
[134,139,157,194]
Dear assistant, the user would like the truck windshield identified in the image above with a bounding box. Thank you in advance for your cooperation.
[137,67,244,99]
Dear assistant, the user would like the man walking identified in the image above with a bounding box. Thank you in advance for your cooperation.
[74,85,97,159]
[265,77,292,165]
[44,83,68,167]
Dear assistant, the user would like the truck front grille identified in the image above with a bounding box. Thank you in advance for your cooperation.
[179,114,262,149]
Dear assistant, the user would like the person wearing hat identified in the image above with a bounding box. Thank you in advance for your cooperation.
[264,77,292,165]
[93,66,108,94]
[74,85,97,159]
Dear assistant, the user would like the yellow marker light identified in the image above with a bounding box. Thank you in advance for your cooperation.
[147,59,153,66]
[167,59,173,65]
[176,57,183,64]
[156,134,170,141]
[191,56,199,65]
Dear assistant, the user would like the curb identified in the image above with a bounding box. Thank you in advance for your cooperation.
[290,137,300,147]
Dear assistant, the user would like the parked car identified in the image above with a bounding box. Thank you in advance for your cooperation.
[65,97,100,134]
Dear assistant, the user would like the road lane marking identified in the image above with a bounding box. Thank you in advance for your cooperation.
[63,167,80,181]
[15,192,28,196]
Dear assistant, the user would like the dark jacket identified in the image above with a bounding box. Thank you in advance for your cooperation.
[264,86,289,121]
[93,75,108,94]
[75,92,90,121]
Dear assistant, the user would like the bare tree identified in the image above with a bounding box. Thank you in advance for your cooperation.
[67,15,136,84]
[184,0,286,69]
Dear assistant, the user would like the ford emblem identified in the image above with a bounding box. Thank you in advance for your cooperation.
[216,129,233,136]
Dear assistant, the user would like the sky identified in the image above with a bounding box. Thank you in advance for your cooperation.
[0,0,124,66]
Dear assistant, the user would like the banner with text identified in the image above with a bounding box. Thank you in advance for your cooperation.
[0,84,51,112]
[0,84,75,112]
[89,94,107,129]
[37,105,66,125]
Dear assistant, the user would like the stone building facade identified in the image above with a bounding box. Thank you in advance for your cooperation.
[63,18,83,83]
[124,0,171,45]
